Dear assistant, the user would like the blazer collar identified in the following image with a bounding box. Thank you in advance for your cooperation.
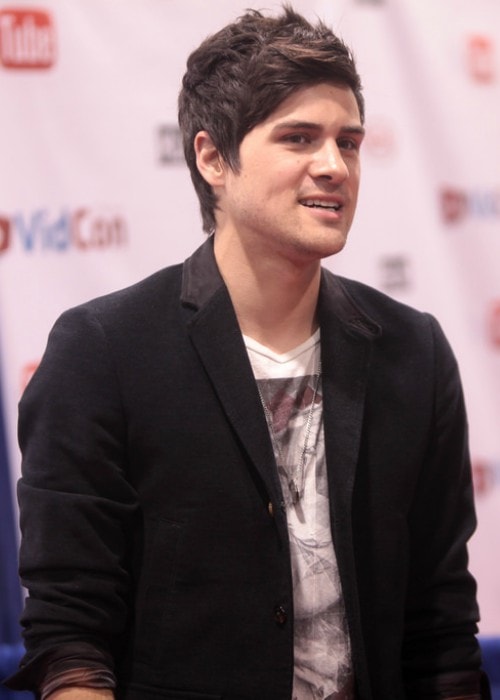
[181,235,381,340]
[180,236,224,309]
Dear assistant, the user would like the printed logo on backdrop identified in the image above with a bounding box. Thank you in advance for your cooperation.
[467,35,496,84]
[21,362,39,394]
[379,255,411,292]
[440,187,500,225]
[473,459,500,498]
[0,216,10,253]
[489,300,500,349]
[157,125,185,165]
[0,7,56,69]
[364,116,397,160]
[0,207,128,255]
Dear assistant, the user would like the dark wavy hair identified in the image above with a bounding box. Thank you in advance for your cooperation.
[178,5,364,233]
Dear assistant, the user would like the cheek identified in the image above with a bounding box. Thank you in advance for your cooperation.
[350,160,361,182]
[348,168,361,197]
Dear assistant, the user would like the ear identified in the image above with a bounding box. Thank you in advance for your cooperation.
[194,131,225,186]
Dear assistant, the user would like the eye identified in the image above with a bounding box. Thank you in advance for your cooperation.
[282,133,312,145]
[338,137,361,152]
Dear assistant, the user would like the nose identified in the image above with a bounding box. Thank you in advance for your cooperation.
[310,142,349,183]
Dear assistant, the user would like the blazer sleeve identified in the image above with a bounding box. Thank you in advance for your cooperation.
[402,314,489,696]
[8,304,139,690]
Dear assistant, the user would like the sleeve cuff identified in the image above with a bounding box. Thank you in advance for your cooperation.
[3,641,116,694]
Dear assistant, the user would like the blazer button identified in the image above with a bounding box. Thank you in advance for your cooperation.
[274,605,287,626]
[268,501,274,517]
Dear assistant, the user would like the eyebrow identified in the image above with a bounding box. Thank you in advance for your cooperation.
[340,125,366,137]
[272,120,366,137]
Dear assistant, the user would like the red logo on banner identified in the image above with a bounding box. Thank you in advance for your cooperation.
[0,216,10,252]
[489,301,500,349]
[467,35,496,84]
[72,208,128,250]
[21,362,39,393]
[364,117,397,159]
[440,188,468,224]
[0,8,56,69]
[472,460,495,497]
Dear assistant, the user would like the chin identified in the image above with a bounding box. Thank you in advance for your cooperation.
[289,240,347,266]
[316,232,349,259]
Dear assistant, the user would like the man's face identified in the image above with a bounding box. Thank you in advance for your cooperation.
[215,82,364,267]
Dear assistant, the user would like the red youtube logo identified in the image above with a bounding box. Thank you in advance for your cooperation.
[0,8,56,69]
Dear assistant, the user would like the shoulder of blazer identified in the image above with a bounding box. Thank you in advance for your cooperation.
[82,263,184,320]
[70,237,221,326]
[321,269,438,340]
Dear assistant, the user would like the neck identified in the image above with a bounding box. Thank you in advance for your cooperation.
[214,234,321,354]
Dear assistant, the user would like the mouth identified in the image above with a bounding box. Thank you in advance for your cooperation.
[299,198,343,212]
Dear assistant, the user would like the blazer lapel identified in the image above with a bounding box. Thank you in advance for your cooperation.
[318,269,381,513]
[180,240,285,515]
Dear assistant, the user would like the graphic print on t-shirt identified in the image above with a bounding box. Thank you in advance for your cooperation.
[257,374,323,499]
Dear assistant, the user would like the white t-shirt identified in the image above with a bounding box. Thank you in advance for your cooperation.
[245,331,353,700]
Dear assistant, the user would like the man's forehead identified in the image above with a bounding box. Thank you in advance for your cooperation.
[261,83,362,128]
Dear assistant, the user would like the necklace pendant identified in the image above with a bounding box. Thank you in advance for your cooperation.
[290,479,301,504]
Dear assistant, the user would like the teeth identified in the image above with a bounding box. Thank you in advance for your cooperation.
[302,199,340,210]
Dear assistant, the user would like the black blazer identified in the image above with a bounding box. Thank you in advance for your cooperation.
[9,239,485,699]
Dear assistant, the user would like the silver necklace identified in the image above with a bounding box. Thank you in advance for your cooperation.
[257,359,322,505]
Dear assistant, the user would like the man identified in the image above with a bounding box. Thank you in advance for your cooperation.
[5,6,490,699]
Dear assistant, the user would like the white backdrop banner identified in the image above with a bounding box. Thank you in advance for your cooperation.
[1,0,499,633]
